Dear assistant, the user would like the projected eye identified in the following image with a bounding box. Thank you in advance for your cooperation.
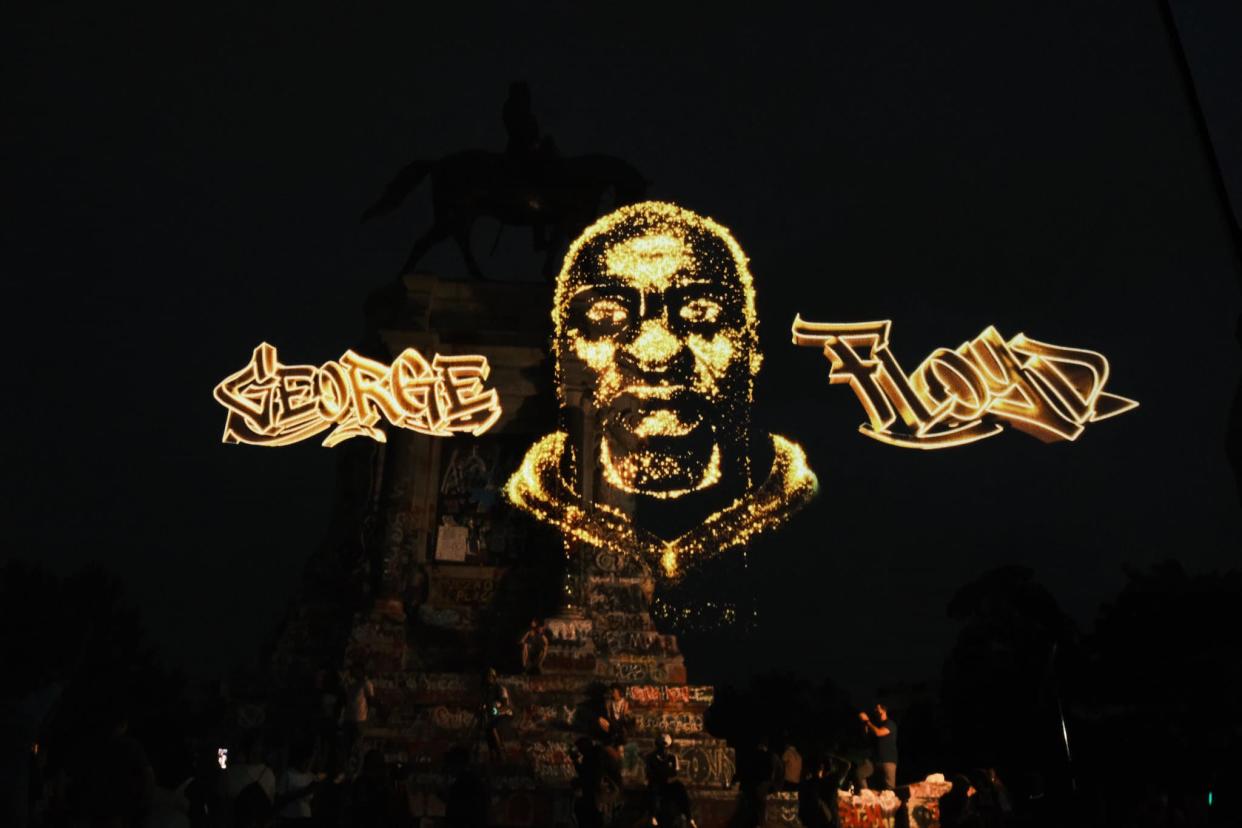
[679,298,722,324]
[586,299,629,325]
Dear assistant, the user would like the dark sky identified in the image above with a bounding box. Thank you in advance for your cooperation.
[4,2,1240,699]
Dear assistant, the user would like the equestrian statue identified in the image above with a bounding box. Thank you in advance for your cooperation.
[363,82,647,280]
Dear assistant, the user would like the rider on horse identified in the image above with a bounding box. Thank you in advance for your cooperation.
[503,81,562,246]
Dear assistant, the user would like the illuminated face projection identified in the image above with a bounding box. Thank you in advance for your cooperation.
[505,202,818,580]
[792,317,1137,448]
[214,342,501,447]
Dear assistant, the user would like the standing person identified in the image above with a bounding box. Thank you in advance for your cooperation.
[77,710,156,828]
[780,737,802,793]
[481,669,513,763]
[316,669,341,737]
[858,703,898,790]
[222,733,275,828]
[347,750,408,828]
[570,738,604,828]
[502,81,540,163]
[797,760,835,828]
[444,746,487,828]
[339,666,375,770]
[645,733,677,822]
[733,737,780,828]
[1,682,62,828]
[273,742,319,823]
[500,78,559,244]
[597,684,630,745]
[645,734,696,828]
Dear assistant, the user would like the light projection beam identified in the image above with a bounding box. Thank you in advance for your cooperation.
[791,317,1137,449]
[214,342,501,447]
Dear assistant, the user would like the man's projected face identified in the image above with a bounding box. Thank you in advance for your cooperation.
[554,203,760,498]
[508,201,815,581]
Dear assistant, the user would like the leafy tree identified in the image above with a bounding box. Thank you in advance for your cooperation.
[1077,561,1242,810]
[941,565,1079,776]
[0,561,186,781]
[706,671,858,765]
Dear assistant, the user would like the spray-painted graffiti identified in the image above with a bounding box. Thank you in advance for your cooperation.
[626,685,714,706]
[765,792,801,824]
[430,576,498,606]
[545,617,593,643]
[598,630,678,656]
[586,581,649,614]
[349,622,406,645]
[417,605,473,629]
[688,686,714,705]
[631,711,703,736]
[593,612,654,632]
[516,704,576,732]
[507,674,593,696]
[592,549,647,577]
[905,777,953,828]
[676,742,736,788]
[526,741,576,783]
[836,789,902,828]
[370,674,421,692]
[625,686,669,705]
[601,658,671,684]
[429,706,478,732]
[417,673,472,695]
[544,651,598,673]
[410,673,477,706]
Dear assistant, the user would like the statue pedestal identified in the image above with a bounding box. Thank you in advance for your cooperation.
[273,273,740,826]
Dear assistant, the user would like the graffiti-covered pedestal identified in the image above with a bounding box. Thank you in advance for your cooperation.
[271,273,739,827]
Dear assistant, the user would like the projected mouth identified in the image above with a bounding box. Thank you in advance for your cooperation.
[632,408,699,437]
[607,390,709,442]
[625,384,683,400]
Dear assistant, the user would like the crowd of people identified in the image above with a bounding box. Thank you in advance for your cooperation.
[481,654,917,828]
[566,682,696,828]
[11,662,410,828]
[10,660,1070,828]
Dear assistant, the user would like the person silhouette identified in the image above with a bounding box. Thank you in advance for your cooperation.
[503,81,540,162]
[502,81,560,250]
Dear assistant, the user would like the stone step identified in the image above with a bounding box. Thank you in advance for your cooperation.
[368,683,717,749]
[585,580,650,616]
[595,655,687,684]
[416,603,482,631]
[590,611,657,631]
[628,708,705,737]
[595,631,680,658]
[371,671,614,705]
[624,684,714,707]
[365,699,728,741]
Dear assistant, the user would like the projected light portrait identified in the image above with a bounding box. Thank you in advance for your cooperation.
[506,201,817,583]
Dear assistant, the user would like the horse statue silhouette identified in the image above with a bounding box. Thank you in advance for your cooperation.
[362,150,647,279]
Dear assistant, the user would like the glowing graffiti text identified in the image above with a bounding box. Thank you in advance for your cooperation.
[792,317,1137,449]
[214,342,501,447]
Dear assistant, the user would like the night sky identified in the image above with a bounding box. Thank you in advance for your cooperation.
[4,2,1240,699]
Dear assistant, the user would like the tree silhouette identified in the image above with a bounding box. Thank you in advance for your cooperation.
[1076,560,1242,816]
[941,565,1079,776]
[0,561,186,788]
[706,671,859,766]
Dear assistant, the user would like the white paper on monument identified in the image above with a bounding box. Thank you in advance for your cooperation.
[435,524,469,561]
